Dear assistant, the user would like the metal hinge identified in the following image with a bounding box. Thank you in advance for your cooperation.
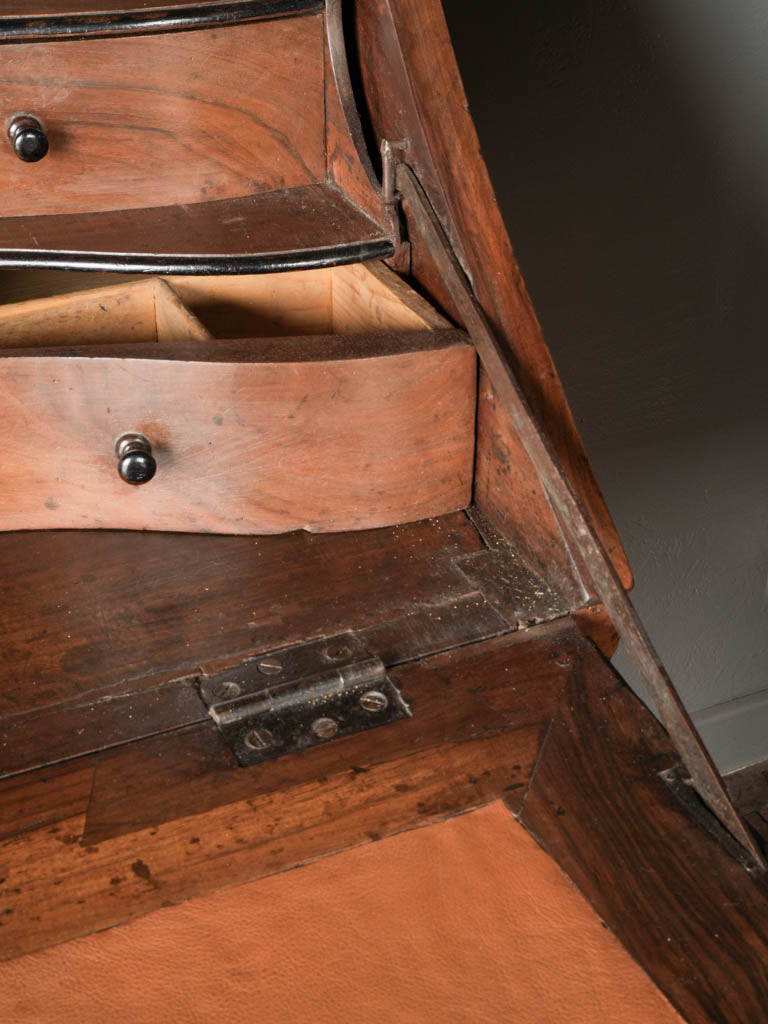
[198,632,411,766]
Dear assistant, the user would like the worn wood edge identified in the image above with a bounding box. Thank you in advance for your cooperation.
[0,328,466,361]
[0,0,324,42]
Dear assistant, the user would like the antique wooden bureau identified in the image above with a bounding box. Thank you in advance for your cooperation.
[0,2,767,1021]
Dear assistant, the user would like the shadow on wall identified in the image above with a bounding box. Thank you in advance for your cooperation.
[443,0,768,770]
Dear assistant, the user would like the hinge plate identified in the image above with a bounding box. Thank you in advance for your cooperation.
[199,632,411,766]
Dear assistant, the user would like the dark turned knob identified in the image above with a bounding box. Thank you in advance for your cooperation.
[115,432,156,486]
[7,114,49,163]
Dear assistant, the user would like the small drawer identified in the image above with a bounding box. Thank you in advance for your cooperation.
[0,262,476,536]
[0,17,325,217]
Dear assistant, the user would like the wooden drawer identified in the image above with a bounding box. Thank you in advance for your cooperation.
[0,17,325,217]
[0,262,476,534]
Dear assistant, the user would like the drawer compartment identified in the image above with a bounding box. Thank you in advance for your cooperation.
[0,276,211,346]
[0,18,325,217]
[0,262,476,534]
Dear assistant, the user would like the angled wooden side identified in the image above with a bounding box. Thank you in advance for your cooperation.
[354,0,632,600]
[516,628,768,1024]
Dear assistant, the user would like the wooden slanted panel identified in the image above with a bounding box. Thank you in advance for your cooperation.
[354,0,632,602]
[0,330,475,533]
[516,633,768,1023]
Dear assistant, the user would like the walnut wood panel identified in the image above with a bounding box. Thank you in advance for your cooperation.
[0,278,211,347]
[0,511,485,716]
[0,186,393,272]
[0,330,475,534]
[0,18,324,217]
[0,623,573,959]
[355,0,632,594]
[516,633,768,1024]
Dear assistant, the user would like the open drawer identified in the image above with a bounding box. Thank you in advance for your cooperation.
[0,263,475,533]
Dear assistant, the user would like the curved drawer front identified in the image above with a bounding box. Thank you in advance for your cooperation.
[0,333,476,534]
[0,16,325,217]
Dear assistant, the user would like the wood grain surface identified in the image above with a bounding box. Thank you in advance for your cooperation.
[0,329,475,533]
[516,637,768,1024]
[0,277,210,346]
[0,18,324,217]
[0,622,574,960]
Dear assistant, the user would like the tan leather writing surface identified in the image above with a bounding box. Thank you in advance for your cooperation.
[0,802,679,1023]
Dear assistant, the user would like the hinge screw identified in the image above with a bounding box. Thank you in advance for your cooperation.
[324,644,351,662]
[244,727,274,751]
[359,690,389,713]
[311,717,338,740]
[257,656,282,675]
[216,681,241,700]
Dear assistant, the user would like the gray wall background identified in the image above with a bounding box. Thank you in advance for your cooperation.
[443,0,768,772]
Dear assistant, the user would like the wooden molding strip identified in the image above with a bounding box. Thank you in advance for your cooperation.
[0,1,324,43]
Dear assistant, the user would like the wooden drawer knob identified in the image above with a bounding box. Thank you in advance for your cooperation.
[7,114,49,163]
[115,433,156,485]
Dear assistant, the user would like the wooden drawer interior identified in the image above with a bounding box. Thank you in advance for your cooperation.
[0,277,211,346]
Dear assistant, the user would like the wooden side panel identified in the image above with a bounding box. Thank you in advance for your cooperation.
[475,367,586,603]
[355,0,632,592]
[331,261,449,332]
[153,281,214,343]
[0,334,476,533]
[0,17,325,216]
[517,632,768,1024]
[0,277,211,346]
[324,0,389,227]
[167,270,334,338]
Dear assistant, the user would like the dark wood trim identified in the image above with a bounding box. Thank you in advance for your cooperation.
[0,239,394,274]
[0,0,324,43]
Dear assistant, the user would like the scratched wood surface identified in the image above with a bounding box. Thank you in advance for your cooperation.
[516,638,768,1024]
[0,18,325,217]
[0,510,491,716]
[0,622,575,960]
